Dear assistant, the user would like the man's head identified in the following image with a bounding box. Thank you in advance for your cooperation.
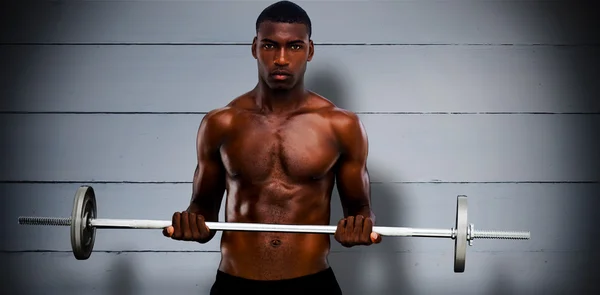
[252,1,314,90]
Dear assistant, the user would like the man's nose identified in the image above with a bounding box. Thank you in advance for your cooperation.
[274,48,289,66]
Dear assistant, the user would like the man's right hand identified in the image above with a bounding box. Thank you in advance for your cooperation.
[162,211,212,243]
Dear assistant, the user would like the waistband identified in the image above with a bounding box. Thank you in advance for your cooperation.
[215,267,336,286]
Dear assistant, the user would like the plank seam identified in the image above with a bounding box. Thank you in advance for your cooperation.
[0,250,587,254]
[1,112,599,115]
[1,181,598,184]
[1,42,599,47]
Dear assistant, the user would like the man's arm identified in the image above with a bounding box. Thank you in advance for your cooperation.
[186,110,228,236]
[335,111,373,219]
[333,110,380,246]
[164,109,228,243]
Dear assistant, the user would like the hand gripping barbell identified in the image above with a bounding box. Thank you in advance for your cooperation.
[17,185,530,272]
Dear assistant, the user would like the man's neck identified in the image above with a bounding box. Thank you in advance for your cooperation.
[254,80,308,114]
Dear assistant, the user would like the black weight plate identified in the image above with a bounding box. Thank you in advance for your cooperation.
[71,185,96,260]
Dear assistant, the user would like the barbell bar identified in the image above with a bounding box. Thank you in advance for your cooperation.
[17,185,531,273]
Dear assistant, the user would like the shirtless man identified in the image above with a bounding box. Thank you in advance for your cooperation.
[163,1,381,294]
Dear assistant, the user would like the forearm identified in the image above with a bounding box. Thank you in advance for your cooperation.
[345,203,375,222]
[187,191,222,217]
[187,163,225,222]
[338,170,374,221]
[186,193,222,241]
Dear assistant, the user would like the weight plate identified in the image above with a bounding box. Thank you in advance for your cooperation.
[454,195,468,272]
[71,185,97,260]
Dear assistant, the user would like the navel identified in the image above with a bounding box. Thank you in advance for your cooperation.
[270,239,282,247]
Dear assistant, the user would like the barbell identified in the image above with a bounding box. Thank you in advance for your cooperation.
[17,185,530,272]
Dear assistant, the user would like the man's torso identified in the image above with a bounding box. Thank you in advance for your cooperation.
[211,91,346,280]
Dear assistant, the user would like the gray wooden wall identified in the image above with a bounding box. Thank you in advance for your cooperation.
[1,1,599,294]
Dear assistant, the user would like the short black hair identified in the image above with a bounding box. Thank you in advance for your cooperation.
[255,1,312,38]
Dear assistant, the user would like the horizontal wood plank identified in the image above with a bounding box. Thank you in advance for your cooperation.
[1,45,598,113]
[0,114,597,183]
[1,1,598,45]
[2,251,597,295]
[2,183,598,253]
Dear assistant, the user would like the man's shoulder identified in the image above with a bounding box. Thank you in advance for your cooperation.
[317,107,362,131]
[307,92,360,124]
[326,107,360,125]
[201,107,235,129]
[327,108,364,144]
[201,93,254,128]
[305,94,365,145]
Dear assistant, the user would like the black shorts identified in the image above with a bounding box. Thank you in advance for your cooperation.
[209,267,343,295]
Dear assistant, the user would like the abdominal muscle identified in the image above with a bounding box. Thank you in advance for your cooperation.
[217,180,334,280]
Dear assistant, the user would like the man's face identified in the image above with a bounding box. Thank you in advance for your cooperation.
[252,21,314,90]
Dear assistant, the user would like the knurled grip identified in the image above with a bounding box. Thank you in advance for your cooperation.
[18,216,71,226]
[472,230,530,240]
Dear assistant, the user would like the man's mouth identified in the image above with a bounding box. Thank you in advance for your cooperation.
[271,71,292,80]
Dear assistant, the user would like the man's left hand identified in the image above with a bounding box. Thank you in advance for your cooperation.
[334,215,382,247]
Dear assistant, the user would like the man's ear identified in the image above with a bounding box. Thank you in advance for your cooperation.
[307,39,314,62]
[251,36,258,59]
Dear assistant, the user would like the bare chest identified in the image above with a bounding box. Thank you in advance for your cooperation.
[220,115,339,181]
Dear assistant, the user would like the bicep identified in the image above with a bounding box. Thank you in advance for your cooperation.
[335,114,371,213]
[189,113,227,213]
[336,158,370,203]
[192,154,226,202]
